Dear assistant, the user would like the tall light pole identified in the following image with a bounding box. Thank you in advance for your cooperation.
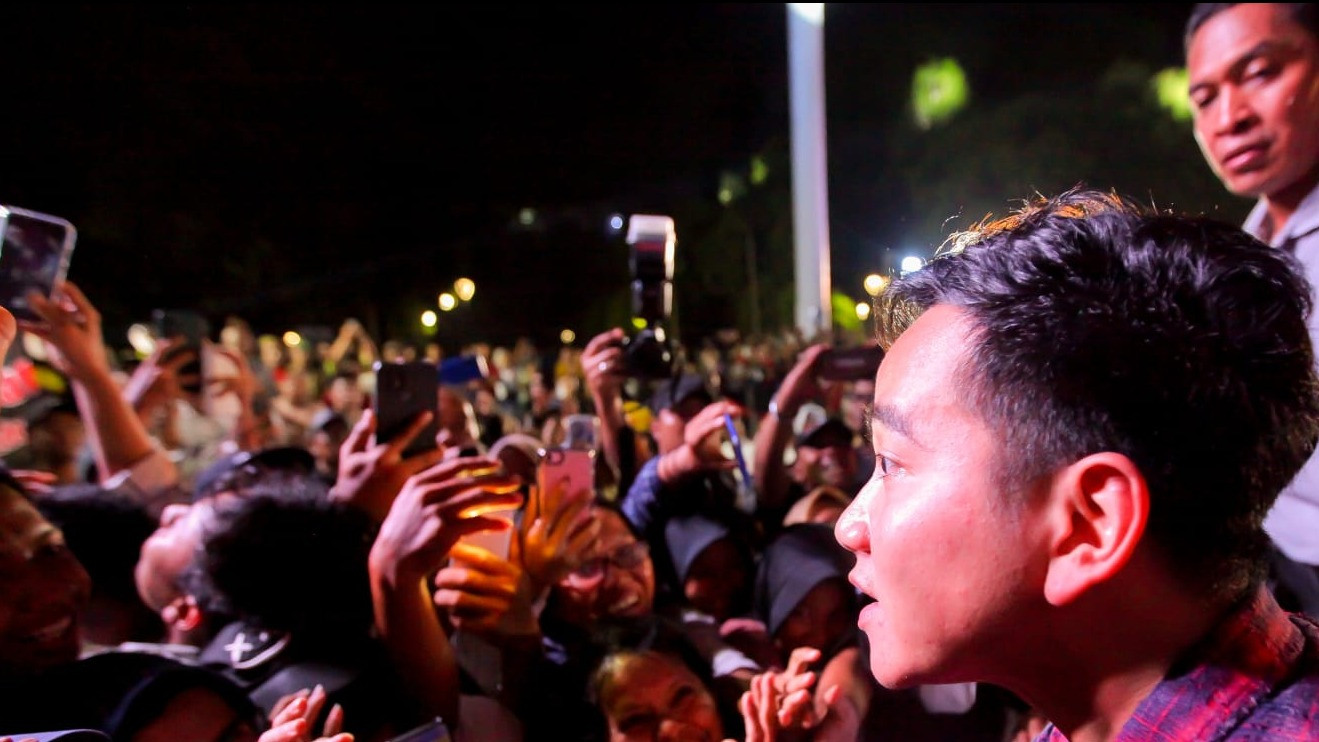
[787,3,832,339]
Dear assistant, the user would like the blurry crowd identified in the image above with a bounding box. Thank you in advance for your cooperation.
[0,281,1031,742]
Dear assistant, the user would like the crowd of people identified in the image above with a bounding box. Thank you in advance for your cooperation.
[3,3,1319,741]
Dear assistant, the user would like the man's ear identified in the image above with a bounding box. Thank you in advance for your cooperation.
[161,594,204,633]
[1042,452,1149,606]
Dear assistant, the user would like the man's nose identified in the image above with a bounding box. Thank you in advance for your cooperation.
[835,495,869,552]
[1212,85,1257,136]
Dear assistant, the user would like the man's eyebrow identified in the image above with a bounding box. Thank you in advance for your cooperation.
[871,403,926,449]
[1191,40,1295,93]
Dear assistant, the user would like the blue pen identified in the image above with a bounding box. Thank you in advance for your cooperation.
[724,413,753,490]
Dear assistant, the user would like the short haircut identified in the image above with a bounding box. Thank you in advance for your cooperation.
[182,478,376,644]
[1185,3,1319,51]
[876,188,1319,599]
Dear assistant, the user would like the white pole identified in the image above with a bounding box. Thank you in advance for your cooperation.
[787,3,832,339]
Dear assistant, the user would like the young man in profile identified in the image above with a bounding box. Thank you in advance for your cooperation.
[831,190,1319,740]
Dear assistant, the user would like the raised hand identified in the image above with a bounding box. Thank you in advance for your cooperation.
[22,281,110,382]
[433,542,540,639]
[260,684,352,742]
[519,479,601,591]
[328,409,449,522]
[370,456,522,585]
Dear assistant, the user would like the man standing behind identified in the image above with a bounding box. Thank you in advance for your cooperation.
[1186,3,1319,572]
[820,190,1319,741]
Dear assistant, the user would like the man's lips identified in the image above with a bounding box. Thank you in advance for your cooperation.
[1219,141,1270,172]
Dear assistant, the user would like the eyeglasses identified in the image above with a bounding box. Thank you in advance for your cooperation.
[567,540,650,584]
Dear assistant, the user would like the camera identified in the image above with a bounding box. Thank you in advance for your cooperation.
[620,214,676,380]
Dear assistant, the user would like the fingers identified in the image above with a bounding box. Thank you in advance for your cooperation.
[305,684,329,732]
[582,327,625,357]
[258,719,308,742]
[324,702,345,736]
[0,305,15,353]
[270,689,310,724]
[381,410,436,461]
[341,408,377,456]
[443,542,521,581]
[785,646,822,678]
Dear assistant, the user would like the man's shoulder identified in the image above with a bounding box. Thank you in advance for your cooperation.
[1223,613,1319,739]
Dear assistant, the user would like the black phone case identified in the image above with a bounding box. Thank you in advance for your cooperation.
[373,361,440,457]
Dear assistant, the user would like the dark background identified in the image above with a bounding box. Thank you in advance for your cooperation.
[0,3,1233,352]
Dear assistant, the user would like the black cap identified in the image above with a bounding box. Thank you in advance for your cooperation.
[795,417,855,449]
[647,373,714,415]
[192,446,316,501]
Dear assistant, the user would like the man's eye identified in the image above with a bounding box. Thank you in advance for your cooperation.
[877,455,896,478]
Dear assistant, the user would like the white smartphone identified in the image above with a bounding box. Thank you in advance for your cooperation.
[0,205,77,323]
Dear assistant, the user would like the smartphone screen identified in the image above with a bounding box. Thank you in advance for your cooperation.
[536,447,595,519]
[0,206,77,323]
[373,361,440,457]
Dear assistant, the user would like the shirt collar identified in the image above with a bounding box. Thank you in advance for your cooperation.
[1245,183,1319,247]
[1115,585,1306,741]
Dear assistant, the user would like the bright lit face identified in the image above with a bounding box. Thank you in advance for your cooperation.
[1188,3,1319,203]
[555,509,655,626]
[0,484,90,676]
[598,651,723,742]
[834,306,1051,688]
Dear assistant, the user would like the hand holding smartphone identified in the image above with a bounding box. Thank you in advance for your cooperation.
[152,309,210,396]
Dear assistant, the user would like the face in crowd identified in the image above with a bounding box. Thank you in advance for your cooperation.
[1188,3,1319,203]
[595,650,724,742]
[555,508,655,626]
[0,480,91,677]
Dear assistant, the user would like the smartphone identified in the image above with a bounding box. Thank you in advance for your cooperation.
[389,717,452,742]
[373,360,440,457]
[152,309,210,395]
[0,205,77,323]
[536,447,596,519]
[816,345,885,382]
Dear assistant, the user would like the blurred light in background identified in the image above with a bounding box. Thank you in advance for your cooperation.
[911,57,969,129]
[421,310,438,328]
[518,207,537,227]
[855,302,871,321]
[438,293,457,311]
[608,213,625,232]
[900,256,924,274]
[282,331,302,348]
[127,323,156,356]
[1153,67,1192,121]
[560,329,576,344]
[863,273,888,296]
[454,277,476,302]
[631,317,648,330]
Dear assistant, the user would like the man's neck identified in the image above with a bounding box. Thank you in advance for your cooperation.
[1262,165,1319,242]
[1008,578,1230,742]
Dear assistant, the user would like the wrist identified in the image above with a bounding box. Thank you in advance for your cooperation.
[657,446,698,484]
[768,398,796,420]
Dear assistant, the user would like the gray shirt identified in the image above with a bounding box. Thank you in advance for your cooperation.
[1246,183,1319,564]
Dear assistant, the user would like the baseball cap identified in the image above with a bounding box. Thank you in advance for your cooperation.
[647,373,714,416]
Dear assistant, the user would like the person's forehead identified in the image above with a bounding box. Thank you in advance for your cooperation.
[1189,4,1313,78]
[597,509,638,546]
[872,305,977,443]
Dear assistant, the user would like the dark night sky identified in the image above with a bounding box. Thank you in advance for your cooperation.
[0,3,1204,349]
